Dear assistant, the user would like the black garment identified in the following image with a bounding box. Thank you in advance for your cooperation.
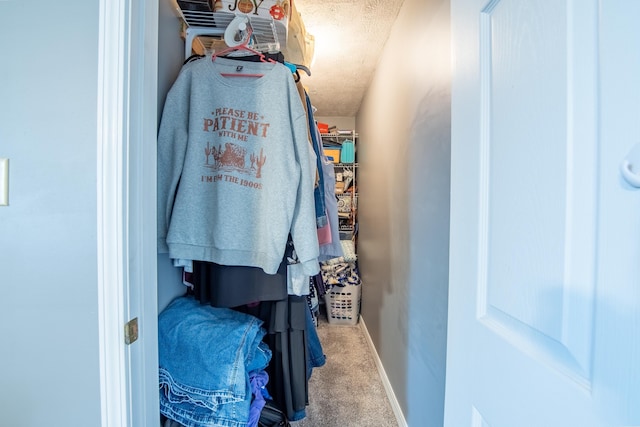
[227,51,286,64]
[190,236,294,308]
[239,295,308,420]
[191,259,288,308]
[184,52,286,66]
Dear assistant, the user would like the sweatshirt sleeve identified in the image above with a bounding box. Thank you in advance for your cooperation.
[289,111,321,276]
[156,69,191,253]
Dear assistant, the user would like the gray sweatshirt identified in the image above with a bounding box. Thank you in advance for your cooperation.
[157,57,320,276]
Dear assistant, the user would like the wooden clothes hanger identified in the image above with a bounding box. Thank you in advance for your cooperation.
[211,25,275,78]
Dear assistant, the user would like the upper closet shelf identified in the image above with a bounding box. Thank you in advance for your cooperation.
[173,0,290,59]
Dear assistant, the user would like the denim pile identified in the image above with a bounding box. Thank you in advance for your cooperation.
[158,296,272,427]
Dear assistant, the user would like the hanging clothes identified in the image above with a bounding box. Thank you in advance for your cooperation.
[157,57,320,276]
[304,94,344,261]
[157,54,328,425]
[238,295,309,421]
[189,240,292,308]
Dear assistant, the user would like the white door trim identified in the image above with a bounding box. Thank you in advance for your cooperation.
[97,0,161,424]
[96,0,131,425]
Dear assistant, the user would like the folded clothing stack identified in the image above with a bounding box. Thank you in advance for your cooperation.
[319,260,360,288]
[158,296,272,427]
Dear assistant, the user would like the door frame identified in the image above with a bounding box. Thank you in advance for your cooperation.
[97,0,160,425]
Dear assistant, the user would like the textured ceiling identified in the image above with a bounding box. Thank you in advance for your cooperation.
[294,0,405,117]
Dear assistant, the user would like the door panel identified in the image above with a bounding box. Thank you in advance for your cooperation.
[480,0,596,385]
[447,0,640,426]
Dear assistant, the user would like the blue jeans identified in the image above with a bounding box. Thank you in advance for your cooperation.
[291,302,327,422]
[158,296,271,427]
[305,302,326,378]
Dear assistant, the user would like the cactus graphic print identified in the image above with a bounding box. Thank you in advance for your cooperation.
[201,108,269,189]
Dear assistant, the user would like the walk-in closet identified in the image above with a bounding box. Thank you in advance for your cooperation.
[155,2,374,425]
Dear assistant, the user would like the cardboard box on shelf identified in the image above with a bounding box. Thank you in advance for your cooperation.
[323,148,341,164]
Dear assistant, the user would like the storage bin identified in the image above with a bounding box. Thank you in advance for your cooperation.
[340,140,355,163]
[317,122,329,134]
[324,283,361,325]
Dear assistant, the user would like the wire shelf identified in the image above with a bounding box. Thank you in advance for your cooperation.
[174,1,288,59]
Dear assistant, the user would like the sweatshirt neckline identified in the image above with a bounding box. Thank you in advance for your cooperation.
[208,56,279,88]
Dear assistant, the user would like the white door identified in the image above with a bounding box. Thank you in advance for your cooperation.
[446,1,640,426]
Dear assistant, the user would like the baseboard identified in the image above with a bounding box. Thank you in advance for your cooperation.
[359,318,409,427]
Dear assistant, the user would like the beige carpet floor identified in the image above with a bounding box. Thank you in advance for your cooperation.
[291,311,399,427]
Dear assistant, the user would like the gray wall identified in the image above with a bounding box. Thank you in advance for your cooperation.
[356,0,451,425]
[0,1,102,425]
[157,0,192,312]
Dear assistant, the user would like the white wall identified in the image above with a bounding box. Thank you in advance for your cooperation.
[356,0,451,425]
[0,1,102,425]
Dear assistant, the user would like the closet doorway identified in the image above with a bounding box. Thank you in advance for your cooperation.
[99,0,370,425]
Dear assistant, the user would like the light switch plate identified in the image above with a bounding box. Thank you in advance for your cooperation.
[0,158,8,206]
